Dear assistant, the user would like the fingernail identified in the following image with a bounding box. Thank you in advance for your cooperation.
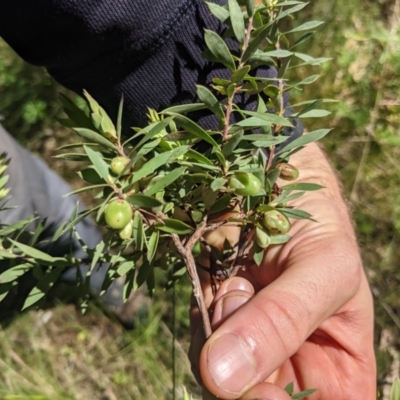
[212,293,251,325]
[207,333,256,395]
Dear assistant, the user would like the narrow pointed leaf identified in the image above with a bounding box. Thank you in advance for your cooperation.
[127,194,163,208]
[276,129,331,155]
[196,85,224,119]
[22,267,64,310]
[129,146,189,183]
[286,21,324,33]
[145,167,186,196]
[229,0,245,43]
[157,219,194,234]
[204,29,236,71]
[147,231,160,263]
[170,114,220,147]
[84,146,110,180]
[206,2,230,22]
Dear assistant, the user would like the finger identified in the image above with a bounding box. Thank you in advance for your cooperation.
[198,229,362,399]
[240,382,292,400]
[189,277,255,385]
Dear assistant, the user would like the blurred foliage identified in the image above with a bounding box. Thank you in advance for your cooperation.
[1,0,400,398]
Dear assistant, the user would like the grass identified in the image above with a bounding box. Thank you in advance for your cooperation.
[0,278,200,400]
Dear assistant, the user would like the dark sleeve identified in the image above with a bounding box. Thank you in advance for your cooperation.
[0,0,302,140]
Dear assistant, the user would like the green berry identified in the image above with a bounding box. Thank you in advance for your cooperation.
[228,172,262,196]
[262,210,291,235]
[110,156,130,175]
[104,199,132,229]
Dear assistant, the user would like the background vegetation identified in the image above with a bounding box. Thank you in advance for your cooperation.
[0,0,399,398]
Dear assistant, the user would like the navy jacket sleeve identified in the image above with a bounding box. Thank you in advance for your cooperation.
[0,0,302,139]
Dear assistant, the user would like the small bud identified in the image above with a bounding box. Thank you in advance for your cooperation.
[276,163,299,181]
[262,210,291,235]
[119,219,134,240]
[255,226,271,248]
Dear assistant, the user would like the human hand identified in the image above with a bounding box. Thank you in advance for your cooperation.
[189,143,376,399]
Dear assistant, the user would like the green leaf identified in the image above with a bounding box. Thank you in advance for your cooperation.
[134,118,171,150]
[129,146,189,184]
[145,167,186,196]
[59,94,93,129]
[242,134,288,145]
[292,389,317,399]
[116,95,124,141]
[186,149,215,166]
[222,130,244,157]
[161,103,207,114]
[22,267,64,310]
[117,261,135,276]
[286,20,324,33]
[78,168,104,185]
[235,111,293,127]
[157,219,194,235]
[231,65,251,83]
[290,32,314,49]
[270,234,291,245]
[136,259,152,288]
[242,23,274,63]
[0,264,31,283]
[390,377,400,400]
[133,211,145,251]
[281,183,324,191]
[127,194,163,208]
[253,242,264,266]
[196,85,224,119]
[210,195,232,214]
[228,0,245,44]
[297,75,320,85]
[297,109,331,118]
[147,231,160,263]
[206,2,230,22]
[9,240,67,265]
[90,241,105,272]
[204,29,236,71]
[73,128,118,151]
[244,0,255,16]
[292,100,322,118]
[285,382,294,395]
[271,190,305,204]
[276,129,331,155]
[263,50,293,58]
[278,208,313,220]
[277,2,308,20]
[169,114,220,147]
[84,146,110,181]
[211,178,227,192]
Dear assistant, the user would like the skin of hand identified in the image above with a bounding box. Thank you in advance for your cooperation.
[189,142,376,400]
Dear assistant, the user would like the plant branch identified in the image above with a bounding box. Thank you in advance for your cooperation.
[171,230,212,339]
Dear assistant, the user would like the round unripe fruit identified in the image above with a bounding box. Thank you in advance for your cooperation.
[104,199,132,229]
[119,219,134,240]
[276,163,299,181]
[110,156,130,175]
[255,226,271,248]
[228,172,262,196]
[262,210,291,235]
